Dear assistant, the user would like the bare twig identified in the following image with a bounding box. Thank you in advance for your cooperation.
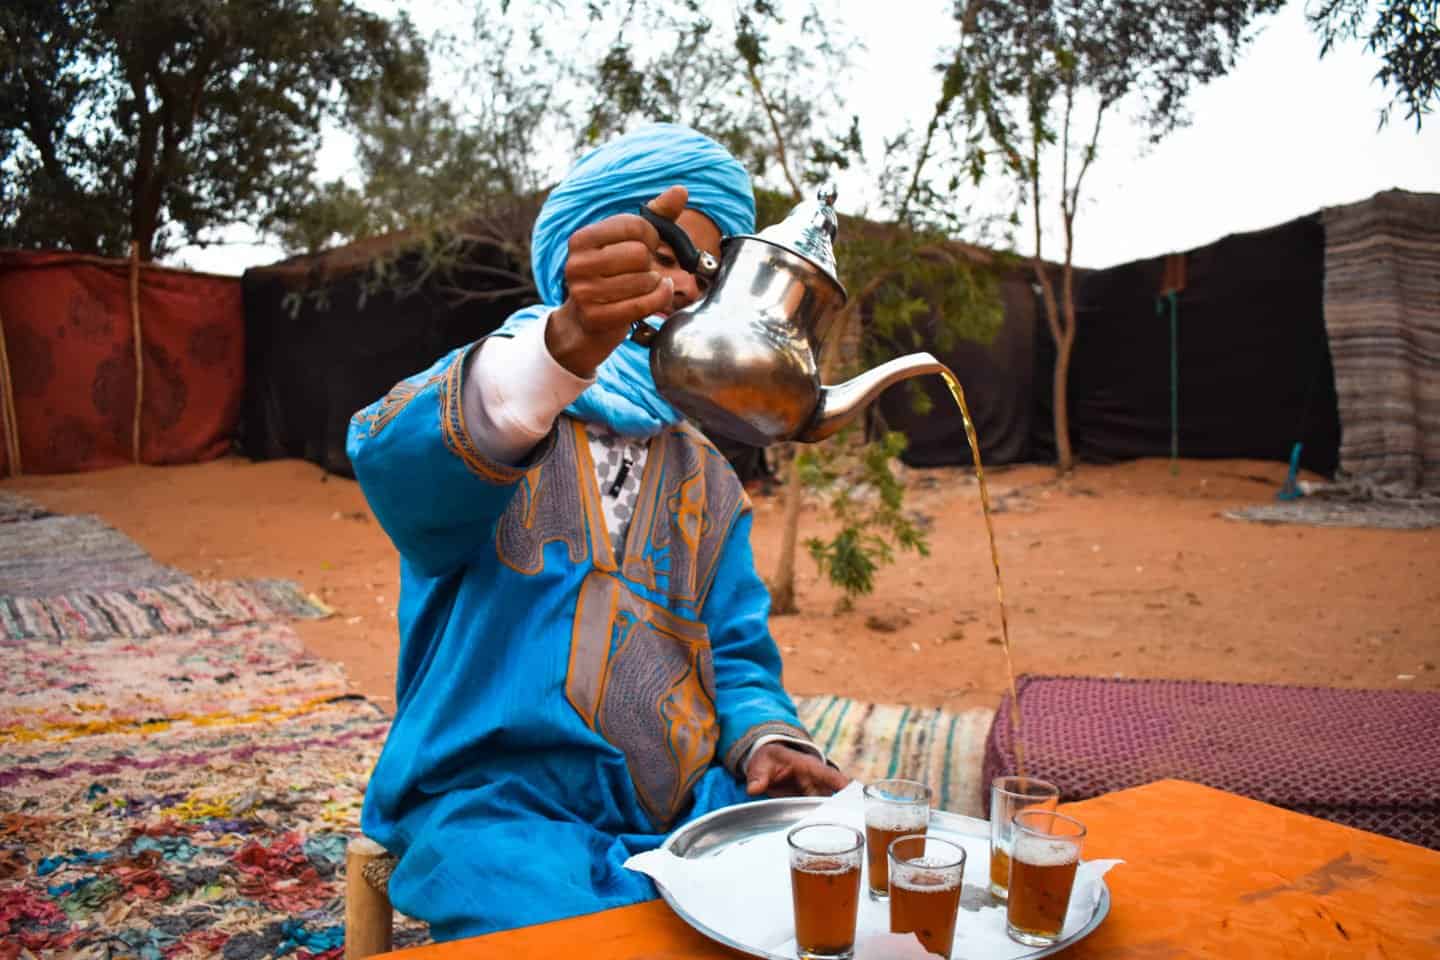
[1066,98,1107,220]
[745,60,804,201]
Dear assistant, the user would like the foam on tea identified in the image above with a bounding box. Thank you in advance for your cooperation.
[864,810,929,898]
[892,859,964,884]
[1013,836,1079,868]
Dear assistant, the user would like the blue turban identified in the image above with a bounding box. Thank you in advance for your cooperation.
[530,123,756,305]
[497,123,755,437]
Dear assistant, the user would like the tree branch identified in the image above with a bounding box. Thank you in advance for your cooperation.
[1029,117,1042,264]
[745,59,804,201]
[1066,98,1106,222]
[1060,74,1074,219]
[19,67,68,182]
[957,0,986,35]
[819,271,892,375]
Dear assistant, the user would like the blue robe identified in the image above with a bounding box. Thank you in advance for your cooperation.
[347,344,811,940]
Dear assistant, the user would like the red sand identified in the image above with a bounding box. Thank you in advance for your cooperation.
[10,456,1438,712]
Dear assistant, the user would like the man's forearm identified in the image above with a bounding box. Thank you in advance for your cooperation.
[462,316,593,465]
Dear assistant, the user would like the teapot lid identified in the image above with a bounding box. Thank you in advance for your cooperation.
[754,184,842,289]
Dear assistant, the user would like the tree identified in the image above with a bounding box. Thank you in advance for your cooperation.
[953,0,1285,474]
[0,0,426,260]
[284,0,1005,611]
[716,7,1003,612]
[1307,0,1439,128]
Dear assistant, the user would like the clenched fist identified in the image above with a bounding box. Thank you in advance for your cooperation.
[544,185,718,379]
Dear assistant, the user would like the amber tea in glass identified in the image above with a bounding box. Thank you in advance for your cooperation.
[788,822,864,960]
[888,834,966,959]
[1005,809,1086,947]
[988,775,1059,898]
[862,779,931,899]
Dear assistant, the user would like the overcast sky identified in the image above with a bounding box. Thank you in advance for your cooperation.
[174,1,1438,276]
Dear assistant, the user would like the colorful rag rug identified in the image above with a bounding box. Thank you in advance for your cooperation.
[0,491,51,524]
[796,695,994,818]
[1,579,332,642]
[983,674,1440,850]
[1,623,351,734]
[0,620,428,956]
[0,514,187,597]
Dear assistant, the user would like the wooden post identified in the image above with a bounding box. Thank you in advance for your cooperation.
[345,837,393,959]
[129,241,144,464]
[0,308,20,477]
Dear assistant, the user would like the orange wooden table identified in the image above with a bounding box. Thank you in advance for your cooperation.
[378,779,1440,959]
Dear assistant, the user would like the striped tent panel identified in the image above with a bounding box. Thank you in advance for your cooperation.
[1323,190,1440,493]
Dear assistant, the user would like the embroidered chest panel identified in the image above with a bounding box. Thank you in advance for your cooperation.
[493,419,747,827]
[494,420,746,608]
[494,422,590,575]
[566,572,718,828]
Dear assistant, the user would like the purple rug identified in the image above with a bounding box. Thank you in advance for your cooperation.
[983,674,1440,849]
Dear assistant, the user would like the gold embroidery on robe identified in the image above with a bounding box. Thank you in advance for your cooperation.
[566,571,718,828]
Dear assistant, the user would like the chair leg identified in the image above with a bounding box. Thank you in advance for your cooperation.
[345,837,394,959]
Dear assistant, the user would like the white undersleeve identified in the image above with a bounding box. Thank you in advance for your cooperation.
[461,316,592,466]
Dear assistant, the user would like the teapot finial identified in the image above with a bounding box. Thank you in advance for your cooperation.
[756,182,844,294]
[817,182,838,216]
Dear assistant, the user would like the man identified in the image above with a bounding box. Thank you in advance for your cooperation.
[348,123,847,940]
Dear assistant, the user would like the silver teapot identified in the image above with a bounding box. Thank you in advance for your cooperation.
[632,186,944,446]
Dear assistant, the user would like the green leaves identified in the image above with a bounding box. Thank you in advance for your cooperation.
[801,429,930,606]
[1308,0,1438,129]
[806,527,883,603]
[1,0,427,258]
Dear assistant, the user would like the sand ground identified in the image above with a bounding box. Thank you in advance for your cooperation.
[9,455,1438,713]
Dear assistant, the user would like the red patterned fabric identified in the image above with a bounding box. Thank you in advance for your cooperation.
[983,674,1440,850]
[0,250,242,475]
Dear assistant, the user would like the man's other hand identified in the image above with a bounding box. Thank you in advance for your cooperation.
[745,743,850,798]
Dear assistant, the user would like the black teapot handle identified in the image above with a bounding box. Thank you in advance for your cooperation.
[637,207,720,282]
[628,207,721,348]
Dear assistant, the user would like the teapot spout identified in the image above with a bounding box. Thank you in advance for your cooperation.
[797,352,948,443]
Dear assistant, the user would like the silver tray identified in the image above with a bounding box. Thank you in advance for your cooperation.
[658,797,1109,960]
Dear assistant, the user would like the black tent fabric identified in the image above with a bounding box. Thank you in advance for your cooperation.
[242,207,1342,483]
[240,242,530,477]
[240,235,774,482]
[876,264,1052,467]
[1030,213,1340,475]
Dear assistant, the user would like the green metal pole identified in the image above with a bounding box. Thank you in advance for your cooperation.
[1156,292,1179,476]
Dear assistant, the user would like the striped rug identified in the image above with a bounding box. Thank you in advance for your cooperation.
[0,514,187,596]
[0,490,51,524]
[796,695,995,818]
[1,578,332,642]
[0,498,430,955]
[1323,190,1440,493]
